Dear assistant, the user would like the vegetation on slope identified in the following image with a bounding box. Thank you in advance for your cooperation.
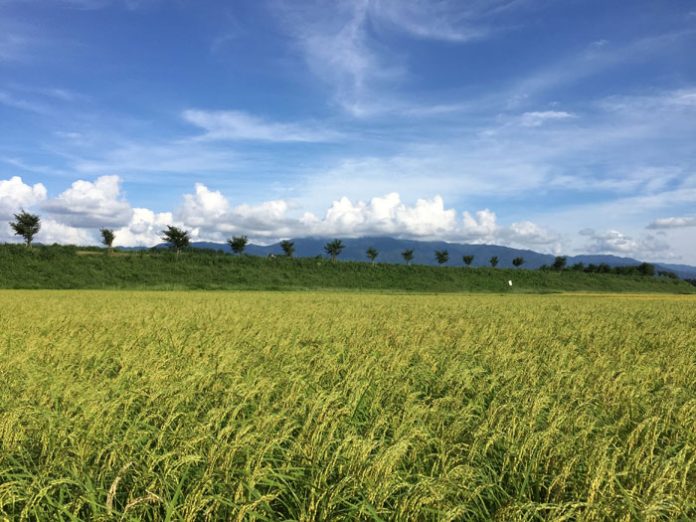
[0,244,693,293]
[1,291,694,520]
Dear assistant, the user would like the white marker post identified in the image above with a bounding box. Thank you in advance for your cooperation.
[508,280,513,287]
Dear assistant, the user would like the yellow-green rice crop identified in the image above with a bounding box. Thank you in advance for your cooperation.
[0,291,695,520]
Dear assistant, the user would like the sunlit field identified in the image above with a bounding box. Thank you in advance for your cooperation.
[1,291,694,520]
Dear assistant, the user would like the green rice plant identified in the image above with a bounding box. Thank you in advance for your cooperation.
[0,291,694,520]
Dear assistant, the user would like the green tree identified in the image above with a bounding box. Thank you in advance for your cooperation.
[324,239,344,262]
[280,240,295,257]
[462,255,474,266]
[10,210,40,247]
[366,247,379,264]
[161,225,190,257]
[435,249,449,265]
[228,235,248,255]
[489,256,499,268]
[401,249,414,265]
[512,256,524,268]
[637,262,656,277]
[100,228,115,254]
[552,256,567,271]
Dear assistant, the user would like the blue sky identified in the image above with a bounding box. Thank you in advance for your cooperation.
[1,0,695,262]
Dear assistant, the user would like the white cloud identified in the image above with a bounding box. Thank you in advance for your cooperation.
[275,0,531,115]
[599,88,696,114]
[113,208,175,247]
[513,30,695,103]
[227,200,294,235]
[0,174,684,260]
[305,193,458,238]
[0,176,47,218]
[459,211,560,250]
[37,219,95,245]
[55,0,157,10]
[0,19,34,63]
[278,0,396,116]
[183,109,340,142]
[369,0,529,43]
[170,184,559,251]
[0,90,48,114]
[72,142,240,176]
[43,175,133,228]
[461,209,497,240]
[506,220,560,246]
[177,183,230,227]
[647,216,696,229]
[518,111,575,127]
[579,228,668,256]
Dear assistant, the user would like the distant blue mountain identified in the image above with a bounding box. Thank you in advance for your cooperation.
[133,236,696,279]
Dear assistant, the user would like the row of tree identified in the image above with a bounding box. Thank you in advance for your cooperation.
[159,225,525,266]
[7,212,659,274]
[5,212,525,266]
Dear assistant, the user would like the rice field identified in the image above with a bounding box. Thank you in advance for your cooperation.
[0,290,694,521]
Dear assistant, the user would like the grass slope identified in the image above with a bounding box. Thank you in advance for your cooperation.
[0,244,693,293]
[1,291,694,520]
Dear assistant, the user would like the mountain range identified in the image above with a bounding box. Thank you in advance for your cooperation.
[144,237,696,280]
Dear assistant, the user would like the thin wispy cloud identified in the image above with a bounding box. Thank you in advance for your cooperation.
[183,109,342,142]
[511,29,696,102]
[0,31,29,62]
[647,216,696,229]
[0,90,48,114]
[518,111,575,127]
[273,0,530,116]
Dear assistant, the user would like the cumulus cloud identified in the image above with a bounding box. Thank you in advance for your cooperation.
[226,201,294,235]
[461,209,497,240]
[172,184,558,249]
[303,193,457,238]
[37,219,95,245]
[0,176,47,218]
[505,220,560,246]
[43,175,133,227]
[579,228,668,256]
[0,176,562,253]
[177,183,230,227]
[183,109,340,142]
[113,208,175,247]
[174,183,295,239]
[647,216,696,229]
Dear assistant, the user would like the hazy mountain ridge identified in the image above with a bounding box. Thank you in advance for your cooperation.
[142,237,696,279]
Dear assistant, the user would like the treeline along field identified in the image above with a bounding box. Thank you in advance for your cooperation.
[1,290,694,520]
[0,244,693,293]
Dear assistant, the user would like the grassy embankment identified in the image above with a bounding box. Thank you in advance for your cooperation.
[1,291,694,520]
[0,244,693,293]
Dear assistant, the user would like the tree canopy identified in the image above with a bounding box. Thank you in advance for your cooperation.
[401,249,414,265]
[228,235,249,255]
[435,250,449,265]
[324,239,344,261]
[100,229,115,251]
[280,240,295,257]
[10,210,40,247]
[161,225,190,255]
